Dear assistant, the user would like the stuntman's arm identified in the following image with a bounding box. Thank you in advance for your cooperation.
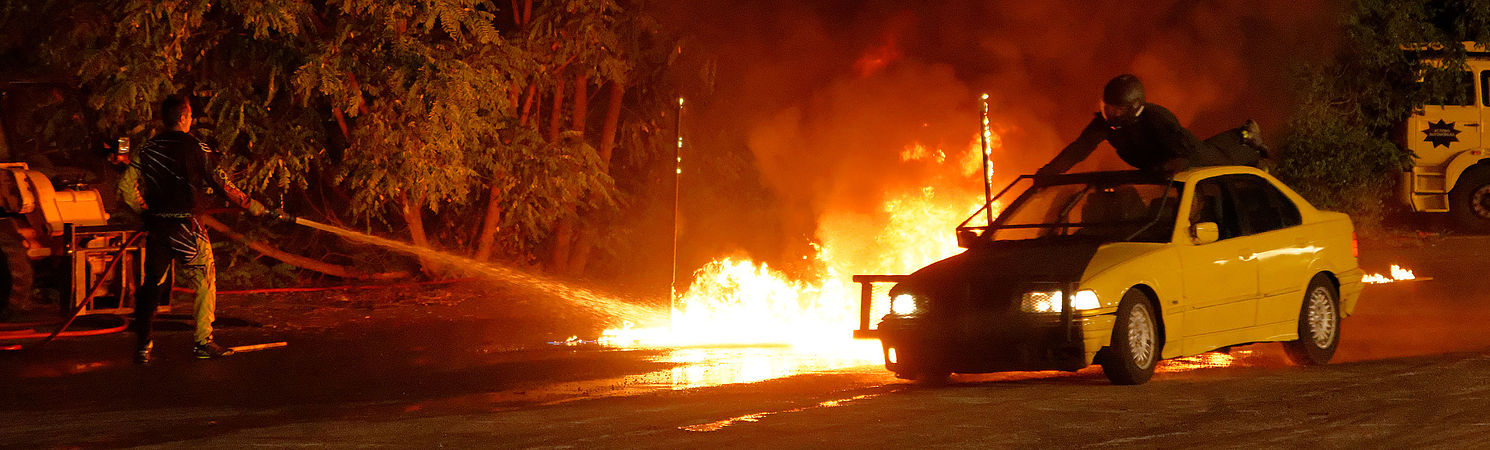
[1037,115,1108,176]
[196,141,268,216]
[214,169,268,216]
[117,156,147,214]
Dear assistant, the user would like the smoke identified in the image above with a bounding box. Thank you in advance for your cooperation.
[653,0,1341,271]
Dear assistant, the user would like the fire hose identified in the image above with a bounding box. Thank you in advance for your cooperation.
[0,231,145,350]
[2,215,474,351]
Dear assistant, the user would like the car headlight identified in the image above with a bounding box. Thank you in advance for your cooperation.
[890,293,920,315]
[1020,289,1100,313]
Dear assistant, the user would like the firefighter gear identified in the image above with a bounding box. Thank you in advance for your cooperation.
[117,130,268,349]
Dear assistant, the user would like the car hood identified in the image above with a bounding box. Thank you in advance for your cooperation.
[895,236,1106,306]
[1080,242,1168,282]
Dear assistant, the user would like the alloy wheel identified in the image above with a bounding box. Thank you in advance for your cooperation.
[1307,286,1337,347]
[1127,302,1155,368]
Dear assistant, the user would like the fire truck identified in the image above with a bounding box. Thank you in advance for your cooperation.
[1401,42,1490,231]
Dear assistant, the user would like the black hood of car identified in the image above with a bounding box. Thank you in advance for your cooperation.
[893,236,1106,313]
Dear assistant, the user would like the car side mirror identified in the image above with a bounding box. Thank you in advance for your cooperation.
[1190,222,1219,245]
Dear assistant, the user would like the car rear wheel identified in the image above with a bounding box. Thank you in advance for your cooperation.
[1283,275,1339,365]
[1450,167,1490,233]
[1101,289,1159,385]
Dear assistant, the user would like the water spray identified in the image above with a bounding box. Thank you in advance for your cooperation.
[289,217,659,323]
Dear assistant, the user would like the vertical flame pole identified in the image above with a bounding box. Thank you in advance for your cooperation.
[671,97,684,314]
[979,93,994,225]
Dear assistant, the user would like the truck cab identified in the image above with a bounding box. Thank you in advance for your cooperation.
[1402,43,1490,231]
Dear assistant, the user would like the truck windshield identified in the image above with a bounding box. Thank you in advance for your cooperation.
[987,180,1181,242]
[1420,70,1476,106]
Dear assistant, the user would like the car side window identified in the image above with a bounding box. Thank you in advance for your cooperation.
[1189,179,1241,240]
[1225,175,1301,235]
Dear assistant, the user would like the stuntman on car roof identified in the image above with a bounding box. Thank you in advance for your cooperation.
[1037,74,1269,176]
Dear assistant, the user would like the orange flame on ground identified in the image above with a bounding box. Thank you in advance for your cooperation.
[1158,350,1242,372]
[602,135,998,365]
[1363,264,1418,284]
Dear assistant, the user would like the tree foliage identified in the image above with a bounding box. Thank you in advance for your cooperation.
[1276,0,1490,218]
[0,0,676,272]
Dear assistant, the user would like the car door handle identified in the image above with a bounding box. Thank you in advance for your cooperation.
[1240,248,1255,261]
[1466,123,1482,127]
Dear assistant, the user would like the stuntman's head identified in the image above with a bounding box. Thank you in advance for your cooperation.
[1101,74,1145,127]
[160,94,193,132]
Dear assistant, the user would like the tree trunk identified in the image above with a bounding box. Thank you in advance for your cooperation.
[475,83,538,261]
[548,80,565,143]
[565,82,624,275]
[400,191,437,275]
[548,79,576,273]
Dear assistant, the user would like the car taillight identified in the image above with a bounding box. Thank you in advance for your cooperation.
[1352,232,1359,258]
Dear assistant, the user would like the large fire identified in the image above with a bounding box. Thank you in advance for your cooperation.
[601,136,997,364]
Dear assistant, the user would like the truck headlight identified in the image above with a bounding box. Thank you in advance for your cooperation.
[890,294,920,315]
[1020,289,1100,313]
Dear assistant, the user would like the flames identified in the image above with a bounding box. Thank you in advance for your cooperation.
[602,136,995,363]
[1158,350,1247,372]
[1363,264,1418,284]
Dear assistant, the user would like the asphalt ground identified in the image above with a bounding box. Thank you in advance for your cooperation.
[1,235,1487,448]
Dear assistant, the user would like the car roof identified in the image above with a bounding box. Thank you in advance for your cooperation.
[1169,165,1275,183]
[1031,166,1276,186]
[1031,170,1172,186]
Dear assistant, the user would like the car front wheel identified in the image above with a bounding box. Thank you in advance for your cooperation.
[1283,274,1340,365]
[1101,289,1159,385]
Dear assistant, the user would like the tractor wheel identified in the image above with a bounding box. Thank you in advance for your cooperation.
[0,218,31,318]
[1449,167,1490,233]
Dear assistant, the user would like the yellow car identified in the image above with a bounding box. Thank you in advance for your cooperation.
[858,166,1364,385]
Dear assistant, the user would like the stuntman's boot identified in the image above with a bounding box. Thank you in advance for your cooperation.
[1241,119,1270,158]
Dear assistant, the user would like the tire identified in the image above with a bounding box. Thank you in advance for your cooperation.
[1101,289,1160,385]
[914,370,951,386]
[0,218,31,316]
[1449,167,1490,233]
[1282,275,1340,366]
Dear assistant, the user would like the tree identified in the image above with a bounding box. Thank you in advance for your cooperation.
[1276,0,1490,220]
[0,1,672,277]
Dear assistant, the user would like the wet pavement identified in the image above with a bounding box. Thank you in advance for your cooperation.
[3,235,1490,447]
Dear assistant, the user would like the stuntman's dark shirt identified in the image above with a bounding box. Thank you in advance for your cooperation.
[120,130,263,217]
[1037,103,1229,175]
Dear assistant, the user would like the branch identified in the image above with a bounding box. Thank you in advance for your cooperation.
[200,215,411,280]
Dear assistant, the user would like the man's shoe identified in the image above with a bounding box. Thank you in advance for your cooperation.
[193,341,235,359]
[1241,119,1270,157]
[134,341,153,365]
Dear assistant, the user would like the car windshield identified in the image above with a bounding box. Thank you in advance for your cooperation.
[987,177,1181,242]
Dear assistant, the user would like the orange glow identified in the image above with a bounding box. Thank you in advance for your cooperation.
[1363,264,1419,284]
[853,43,902,77]
[602,132,1002,370]
[1158,350,1244,372]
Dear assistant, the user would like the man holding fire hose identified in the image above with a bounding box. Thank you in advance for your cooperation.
[1037,74,1270,176]
[117,94,292,364]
